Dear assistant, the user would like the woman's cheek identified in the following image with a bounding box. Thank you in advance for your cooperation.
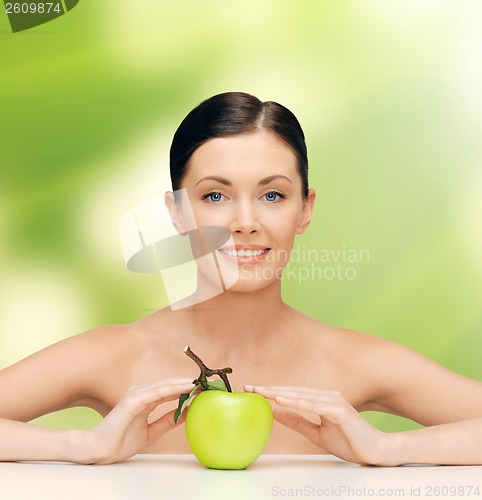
[192,205,227,228]
[267,207,299,232]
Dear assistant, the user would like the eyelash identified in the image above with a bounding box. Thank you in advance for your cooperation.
[201,190,285,204]
[201,191,225,203]
[262,190,285,203]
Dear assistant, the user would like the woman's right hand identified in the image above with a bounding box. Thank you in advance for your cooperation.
[245,385,393,466]
[81,379,195,464]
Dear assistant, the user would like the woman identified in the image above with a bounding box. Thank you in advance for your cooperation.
[1,92,482,465]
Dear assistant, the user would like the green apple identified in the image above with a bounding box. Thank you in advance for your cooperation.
[185,389,273,470]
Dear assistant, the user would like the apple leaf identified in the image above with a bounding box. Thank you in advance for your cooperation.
[207,379,227,391]
[174,378,228,424]
[174,383,199,424]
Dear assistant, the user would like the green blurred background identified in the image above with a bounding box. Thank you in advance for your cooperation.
[1,1,481,432]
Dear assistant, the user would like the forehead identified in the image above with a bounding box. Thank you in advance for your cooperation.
[185,130,298,182]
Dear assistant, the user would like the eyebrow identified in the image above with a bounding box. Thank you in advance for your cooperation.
[195,174,292,186]
[258,175,292,186]
[195,176,232,186]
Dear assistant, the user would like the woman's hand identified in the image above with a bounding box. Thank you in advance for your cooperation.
[82,379,195,464]
[244,385,396,466]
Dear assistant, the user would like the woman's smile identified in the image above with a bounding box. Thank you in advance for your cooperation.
[216,245,272,265]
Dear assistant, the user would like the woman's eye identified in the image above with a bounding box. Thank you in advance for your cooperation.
[204,191,223,203]
[263,191,283,203]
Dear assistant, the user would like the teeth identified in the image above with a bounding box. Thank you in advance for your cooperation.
[219,249,268,257]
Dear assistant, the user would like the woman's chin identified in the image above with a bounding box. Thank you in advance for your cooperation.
[195,263,286,295]
[223,276,281,293]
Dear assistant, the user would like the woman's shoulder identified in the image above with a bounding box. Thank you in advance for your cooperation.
[52,312,178,406]
[284,307,405,358]
[65,306,196,369]
[51,311,165,366]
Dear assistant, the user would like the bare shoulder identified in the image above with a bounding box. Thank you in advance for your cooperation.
[0,308,185,421]
[290,310,412,360]
[283,306,392,356]
[312,323,482,423]
[0,322,132,421]
[45,320,145,369]
[298,318,424,382]
[75,307,180,359]
[280,308,425,404]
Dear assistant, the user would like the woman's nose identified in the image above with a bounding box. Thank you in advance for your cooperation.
[230,201,260,234]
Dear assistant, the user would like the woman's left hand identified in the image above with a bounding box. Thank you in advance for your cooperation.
[244,385,396,466]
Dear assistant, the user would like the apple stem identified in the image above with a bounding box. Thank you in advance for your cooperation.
[184,346,233,392]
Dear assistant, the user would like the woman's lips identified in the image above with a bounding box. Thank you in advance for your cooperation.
[216,247,271,264]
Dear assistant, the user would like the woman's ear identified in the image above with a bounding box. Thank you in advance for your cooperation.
[296,189,316,235]
[165,191,188,235]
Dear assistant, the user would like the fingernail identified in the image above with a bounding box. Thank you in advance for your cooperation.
[244,385,254,390]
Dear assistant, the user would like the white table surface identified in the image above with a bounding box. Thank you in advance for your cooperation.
[1,454,481,500]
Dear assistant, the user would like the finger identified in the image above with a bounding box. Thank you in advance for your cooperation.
[246,385,340,396]
[246,386,341,403]
[273,408,320,444]
[140,382,195,402]
[123,383,196,414]
[146,408,184,444]
[272,392,342,404]
[274,396,347,422]
[132,378,196,392]
[244,386,290,400]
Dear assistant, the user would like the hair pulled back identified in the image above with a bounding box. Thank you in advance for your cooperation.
[169,92,309,197]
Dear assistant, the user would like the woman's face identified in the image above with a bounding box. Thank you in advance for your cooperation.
[170,130,315,292]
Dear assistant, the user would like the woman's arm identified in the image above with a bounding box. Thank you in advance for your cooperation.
[245,385,482,466]
[0,327,114,423]
[0,379,194,464]
[354,334,482,426]
[391,416,482,466]
[0,325,194,463]
[0,418,87,463]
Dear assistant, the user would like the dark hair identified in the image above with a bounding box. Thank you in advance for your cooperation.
[169,92,309,197]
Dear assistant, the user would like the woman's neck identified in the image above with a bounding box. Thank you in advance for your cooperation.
[184,280,289,361]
